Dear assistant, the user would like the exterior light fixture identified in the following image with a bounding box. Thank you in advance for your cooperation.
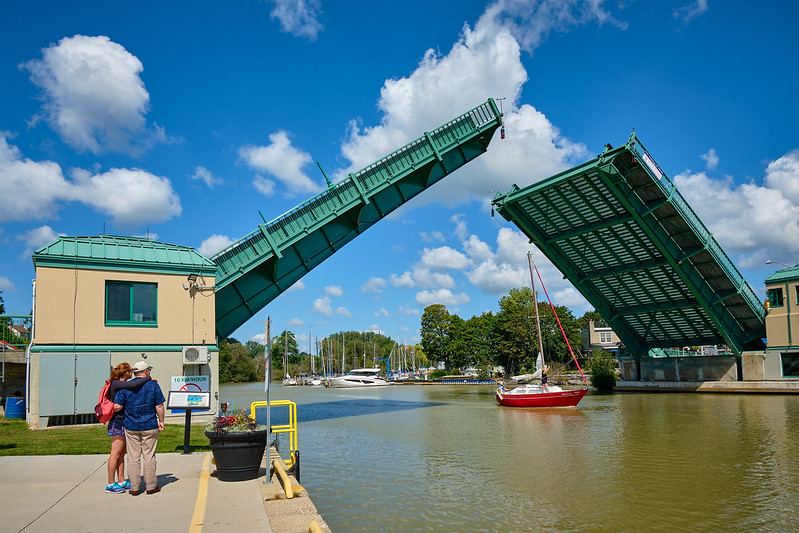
[765,259,791,268]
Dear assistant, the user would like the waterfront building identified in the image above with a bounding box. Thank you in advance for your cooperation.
[755,265,799,380]
[26,235,218,427]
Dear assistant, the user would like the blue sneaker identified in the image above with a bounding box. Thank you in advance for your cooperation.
[105,483,124,494]
[122,480,132,491]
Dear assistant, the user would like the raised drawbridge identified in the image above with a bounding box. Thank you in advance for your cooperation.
[213,99,503,339]
[492,133,766,358]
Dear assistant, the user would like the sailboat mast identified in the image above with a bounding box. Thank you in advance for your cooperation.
[528,252,545,360]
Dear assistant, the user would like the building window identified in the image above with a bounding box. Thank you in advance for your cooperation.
[105,281,157,326]
[767,287,784,308]
[599,332,613,343]
[781,352,799,377]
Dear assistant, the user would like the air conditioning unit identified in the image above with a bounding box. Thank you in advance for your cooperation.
[182,346,209,365]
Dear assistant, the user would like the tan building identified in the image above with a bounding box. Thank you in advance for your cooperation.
[28,235,219,427]
[754,265,799,380]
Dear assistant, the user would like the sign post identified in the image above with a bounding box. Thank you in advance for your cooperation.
[264,317,272,483]
[167,390,211,454]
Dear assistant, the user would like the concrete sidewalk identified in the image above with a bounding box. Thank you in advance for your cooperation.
[0,452,273,533]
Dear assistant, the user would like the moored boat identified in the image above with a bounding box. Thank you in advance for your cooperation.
[329,368,389,388]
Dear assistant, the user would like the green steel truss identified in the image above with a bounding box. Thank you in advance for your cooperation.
[492,133,766,357]
[213,99,503,339]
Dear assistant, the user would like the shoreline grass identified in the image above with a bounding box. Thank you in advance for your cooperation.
[0,418,212,456]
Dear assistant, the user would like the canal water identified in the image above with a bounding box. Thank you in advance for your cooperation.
[220,382,799,532]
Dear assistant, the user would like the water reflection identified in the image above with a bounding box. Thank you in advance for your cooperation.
[221,383,799,532]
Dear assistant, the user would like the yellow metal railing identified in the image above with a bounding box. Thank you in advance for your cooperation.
[250,399,297,468]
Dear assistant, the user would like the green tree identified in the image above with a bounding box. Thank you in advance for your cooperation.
[270,330,299,378]
[245,340,264,358]
[497,287,537,376]
[0,291,5,315]
[578,310,607,329]
[447,315,468,370]
[420,304,457,370]
[218,339,258,383]
[540,303,581,365]
[457,312,498,372]
[495,287,582,374]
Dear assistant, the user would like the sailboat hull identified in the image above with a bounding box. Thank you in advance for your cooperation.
[496,387,587,408]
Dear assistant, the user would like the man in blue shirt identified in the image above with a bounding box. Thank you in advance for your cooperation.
[114,360,165,495]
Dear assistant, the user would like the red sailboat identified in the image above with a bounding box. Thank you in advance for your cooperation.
[496,252,589,408]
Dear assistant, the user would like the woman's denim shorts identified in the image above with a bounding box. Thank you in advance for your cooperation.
[107,418,125,437]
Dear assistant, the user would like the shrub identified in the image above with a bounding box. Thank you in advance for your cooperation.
[588,350,617,392]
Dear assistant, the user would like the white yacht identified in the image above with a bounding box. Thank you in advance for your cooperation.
[328,368,389,388]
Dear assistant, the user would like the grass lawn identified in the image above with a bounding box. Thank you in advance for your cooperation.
[0,418,212,456]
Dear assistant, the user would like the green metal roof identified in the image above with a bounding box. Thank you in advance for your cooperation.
[212,99,504,339]
[765,265,799,284]
[492,133,766,357]
[33,235,216,276]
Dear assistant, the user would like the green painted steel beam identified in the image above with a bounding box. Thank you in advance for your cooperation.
[213,99,503,339]
[595,160,750,353]
[492,133,765,358]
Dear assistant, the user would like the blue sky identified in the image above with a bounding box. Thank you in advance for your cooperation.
[1,1,798,349]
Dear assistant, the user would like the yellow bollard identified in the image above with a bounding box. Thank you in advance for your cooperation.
[308,521,324,533]
[272,458,294,499]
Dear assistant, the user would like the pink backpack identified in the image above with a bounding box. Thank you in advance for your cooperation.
[94,380,114,423]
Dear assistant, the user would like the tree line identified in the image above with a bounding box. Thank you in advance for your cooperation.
[421,287,607,378]
[218,330,428,383]
[218,285,608,384]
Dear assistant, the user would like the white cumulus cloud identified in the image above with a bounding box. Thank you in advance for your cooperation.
[198,234,235,258]
[70,167,181,228]
[313,294,351,318]
[239,130,320,196]
[325,285,343,296]
[270,0,323,40]
[419,246,471,270]
[700,148,719,171]
[361,277,387,294]
[191,166,223,188]
[415,289,470,307]
[337,2,590,209]
[673,0,709,25]
[0,132,180,228]
[389,271,415,288]
[674,164,799,255]
[0,275,15,292]
[22,35,158,155]
[18,225,64,258]
[0,133,71,222]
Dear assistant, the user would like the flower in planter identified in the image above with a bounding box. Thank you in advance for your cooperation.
[206,410,267,434]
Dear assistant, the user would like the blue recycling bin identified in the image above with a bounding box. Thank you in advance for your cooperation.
[4,397,25,419]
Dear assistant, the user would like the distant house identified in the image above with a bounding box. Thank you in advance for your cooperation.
[9,324,30,341]
[581,320,620,356]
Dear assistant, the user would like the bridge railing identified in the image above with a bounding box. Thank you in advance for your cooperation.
[213,99,501,283]
[627,137,765,322]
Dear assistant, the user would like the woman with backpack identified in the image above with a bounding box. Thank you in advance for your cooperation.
[104,362,151,494]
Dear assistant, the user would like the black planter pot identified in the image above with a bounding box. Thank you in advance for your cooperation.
[204,429,268,481]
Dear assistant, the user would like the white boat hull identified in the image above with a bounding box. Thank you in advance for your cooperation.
[328,368,389,388]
